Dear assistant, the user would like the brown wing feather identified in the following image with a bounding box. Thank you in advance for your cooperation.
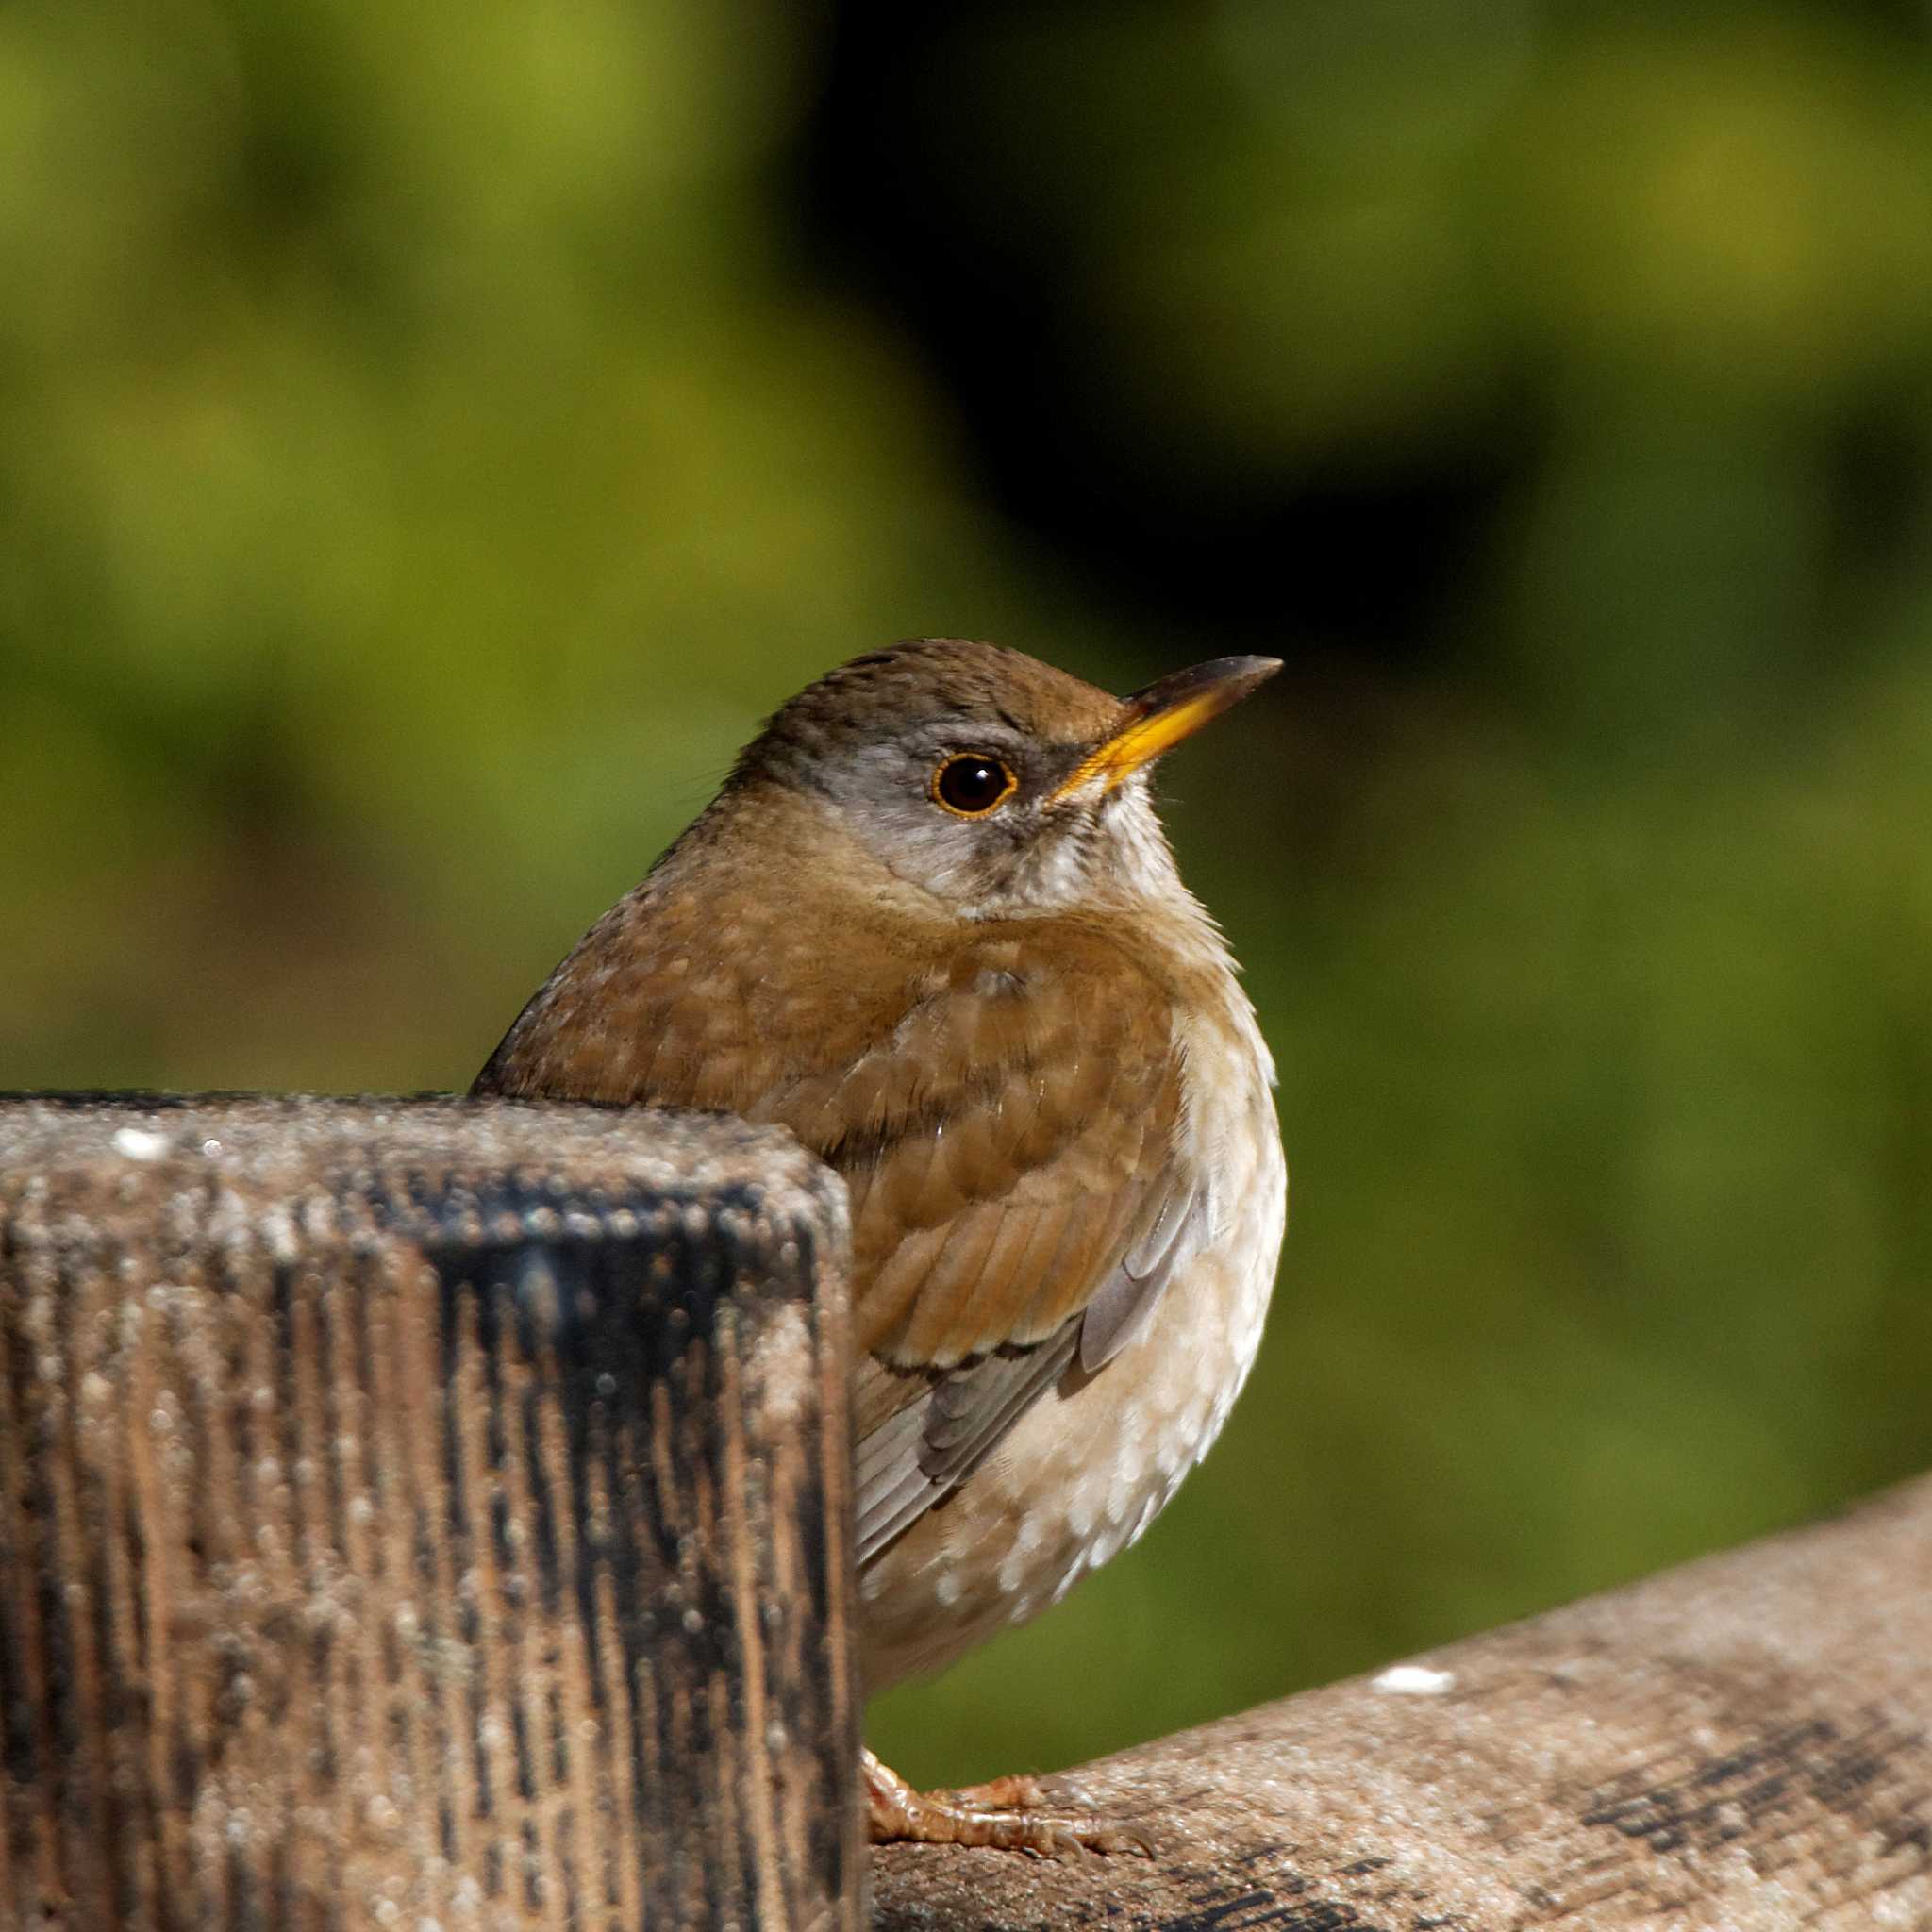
[801,928,1195,1559]
[799,933,1187,1371]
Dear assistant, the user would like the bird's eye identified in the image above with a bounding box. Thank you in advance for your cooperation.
[931,752,1017,818]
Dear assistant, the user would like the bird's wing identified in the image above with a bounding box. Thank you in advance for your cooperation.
[756,926,1210,1562]
[841,1154,1217,1563]
[849,1330,1083,1563]
[760,926,1192,1365]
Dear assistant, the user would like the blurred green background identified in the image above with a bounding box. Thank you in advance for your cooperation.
[5,0,1931,1790]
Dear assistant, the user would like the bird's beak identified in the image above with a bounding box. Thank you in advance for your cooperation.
[1049,656,1281,803]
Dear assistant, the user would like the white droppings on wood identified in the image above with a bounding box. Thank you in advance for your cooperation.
[1374,1662,1456,1696]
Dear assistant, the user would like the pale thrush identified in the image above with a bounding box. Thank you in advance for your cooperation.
[475,639,1288,1853]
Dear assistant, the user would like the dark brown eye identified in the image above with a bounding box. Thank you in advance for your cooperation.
[931,752,1017,817]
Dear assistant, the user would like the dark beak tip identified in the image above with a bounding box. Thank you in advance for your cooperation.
[1225,655,1283,691]
[1126,653,1285,716]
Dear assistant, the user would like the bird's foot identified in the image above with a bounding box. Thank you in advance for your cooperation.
[863,1748,1153,1857]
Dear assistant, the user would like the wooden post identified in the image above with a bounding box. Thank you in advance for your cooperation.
[0,1093,859,1932]
[872,1473,1932,1930]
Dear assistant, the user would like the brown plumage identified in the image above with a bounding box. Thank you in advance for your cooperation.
[475,638,1287,1853]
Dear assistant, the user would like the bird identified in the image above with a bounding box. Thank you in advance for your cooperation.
[473,638,1287,1854]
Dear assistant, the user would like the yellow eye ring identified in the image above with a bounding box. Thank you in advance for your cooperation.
[931,752,1018,818]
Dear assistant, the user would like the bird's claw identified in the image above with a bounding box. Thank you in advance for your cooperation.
[865,1749,1154,1857]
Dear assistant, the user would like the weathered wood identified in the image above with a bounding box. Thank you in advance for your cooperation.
[872,1474,1932,1930]
[0,1093,860,1932]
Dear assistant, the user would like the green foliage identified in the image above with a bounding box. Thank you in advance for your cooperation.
[4,0,1928,1787]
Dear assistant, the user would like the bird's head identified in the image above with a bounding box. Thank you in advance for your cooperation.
[726,638,1280,917]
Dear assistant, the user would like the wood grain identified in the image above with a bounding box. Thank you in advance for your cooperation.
[0,1093,859,1932]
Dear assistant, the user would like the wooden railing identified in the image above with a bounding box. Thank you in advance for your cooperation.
[3,1093,1927,1930]
[872,1473,1932,1929]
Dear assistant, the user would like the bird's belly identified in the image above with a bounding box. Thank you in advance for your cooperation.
[856,1049,1286,1695]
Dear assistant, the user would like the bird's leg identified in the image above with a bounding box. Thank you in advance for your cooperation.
[950,1772,1049,1811]
[862,1747,1153,1857]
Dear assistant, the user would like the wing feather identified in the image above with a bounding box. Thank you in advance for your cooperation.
[818,929,1204,1560]
[852,1322,1083,1566]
